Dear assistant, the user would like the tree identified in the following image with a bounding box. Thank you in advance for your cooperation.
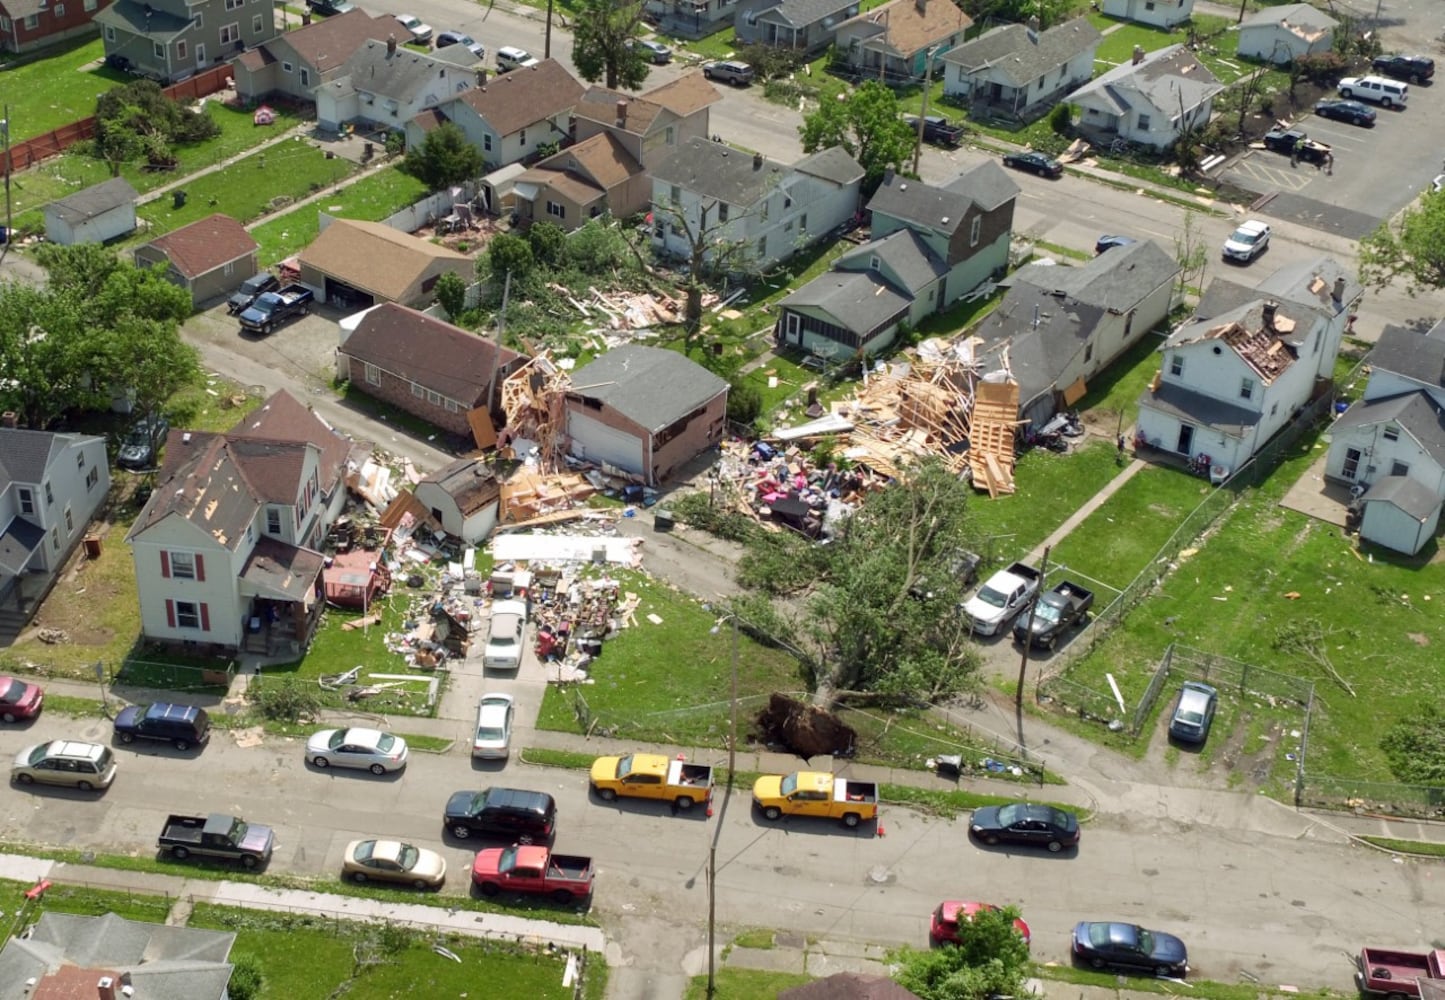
[1359,190,1445,295]
[1173,209,1209,302]
[893,905,1031,1000]
[650,184,767,344]
[402,122,484,188]
[527,221,567,268]
[960,0,1073,26]
[481,233,535,283]
[93,79,218,174]
[434,271,467,320]
[799,81,915,191]
[571,0,649,90]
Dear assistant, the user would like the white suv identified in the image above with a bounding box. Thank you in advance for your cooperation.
[1338,75,1408,108]
[496,46,539,72]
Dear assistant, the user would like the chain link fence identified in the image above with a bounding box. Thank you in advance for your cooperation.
[113,657,236,693]
[1296,774,1445,820]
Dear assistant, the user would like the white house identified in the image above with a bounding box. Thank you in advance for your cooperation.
[41,178,138,246]
[1236,3,1336,65]
[315,36,476,134]
[941,18,1102,120]
[0,427,110,627]
[413,457,501,545]
[124,390,360,655]
[1066,44,1223,149]
[1100,0,1195,30]
[1136,298,1331,474]
[650,139,863,272]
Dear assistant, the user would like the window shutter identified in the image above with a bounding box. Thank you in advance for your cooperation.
[165,599,176,628]
[160,551,171,578]
[200,603,210,632]
[196,554,206,582]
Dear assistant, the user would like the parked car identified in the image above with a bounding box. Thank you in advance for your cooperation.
[1313,98,1376,127]
[443,787,557,841]
[117,414,170,470]
[472,693,515,759]
[1371,53,1434,83]
[902,113,965,148]
[1338,75,1408,108]
[702,60,755,86]
[1094,234,1137,255]
[1002,151,1062,178]
[969,801,1080,852]
[1222,220,1270,263]
[496,45,539,72]
[0,675,44,723]
[1071,921,1188,978]
[159,813,274,868]
[113,702,210,750]
[628,37,672,64]
[342,839,446,888]
[1168,680,1218,744]
[12,740,117,790]
[227,272,279,315]
[484,599,528,671]
[305,727,408,774]
[393,14,433,44]
[471,844,594,903]
[436,31,485,59]
[908,548,982,602]
[306,0,355,13]
[929,901,1032,948]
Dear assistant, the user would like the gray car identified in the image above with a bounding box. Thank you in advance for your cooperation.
[1168,681,1218,744]
[117,414,169,470]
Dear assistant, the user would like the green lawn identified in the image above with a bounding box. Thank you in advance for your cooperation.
[249,165,430,266]
[0,37,119,141]
[685,969,813,998]
[0,880,176,926]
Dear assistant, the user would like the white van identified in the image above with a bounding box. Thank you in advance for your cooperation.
[1338,75,1408,108]
[496,46,539,72]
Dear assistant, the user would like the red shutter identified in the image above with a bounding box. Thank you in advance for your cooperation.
[160,551,171,578]
[195,553,206,582]
[165,599,176,628]
[199,603,210,632]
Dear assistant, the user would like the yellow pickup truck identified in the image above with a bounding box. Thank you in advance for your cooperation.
[752,771,879,828]
[589,752,714,811]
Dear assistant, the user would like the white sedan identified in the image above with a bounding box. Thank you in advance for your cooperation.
[306,727,409,774]
[473,693,515,759]
[484,599,528,671]
[393,14,432,43]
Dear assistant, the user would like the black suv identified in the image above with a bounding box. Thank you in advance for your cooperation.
[1371,54,1434,83]
[113,703,211,750]
[444,787,556,842]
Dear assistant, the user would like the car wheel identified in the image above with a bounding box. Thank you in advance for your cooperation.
[1,712,15,724]
[703,68,713,79]
[1381,97,1393,108]
[842,813,860,828]
[1090,958,1105,970]
[1341,87,1353,98]
[351,871,367,884]
[119,732,136,744]
[1155,966,1173,978]
[551,889,575,903]
[241,855,259,870]
[984,834,1000,845]
[77,780,94,791]
[15,773,33,784]
[312,756,329,768]
[370,763,386,775]
[450,824,472,839]
[596,786,617,802]
[1047,635,1059,652]
[763,806,782,821]
[479,882,500,896]
[1047,840,1063,853]
[675,795,694,811]
[412,879,430,890]
[173,739,190,751]
[172,846,190,860]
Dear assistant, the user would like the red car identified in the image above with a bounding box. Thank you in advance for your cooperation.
[930,900,1031,948]
[0,676,43,722]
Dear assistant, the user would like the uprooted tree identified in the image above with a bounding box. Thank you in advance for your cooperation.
[93,78,220,175]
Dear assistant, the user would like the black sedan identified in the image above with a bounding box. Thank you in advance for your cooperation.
[969,802,1079,852]
[1002,151,1063,178]
[1071,921,1188,978]
[1094,234,1137,255]
[1314,98,1376,127]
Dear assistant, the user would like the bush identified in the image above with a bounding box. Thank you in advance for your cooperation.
[1049,102,1072,135]
[734,43,805,82]
[727,379,762,424]
[226,954,264,1000]
[1295,52,1347,85]
[249,676,322,723]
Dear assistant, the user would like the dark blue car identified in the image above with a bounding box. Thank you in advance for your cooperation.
[1314,99,1376,127]
[1072,922,1188,978]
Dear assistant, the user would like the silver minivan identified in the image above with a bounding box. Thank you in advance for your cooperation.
[13,740,118,790]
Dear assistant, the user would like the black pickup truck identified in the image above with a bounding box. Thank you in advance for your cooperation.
[239,285,313,335]
[1013,580,1094,650]
[227,272,279,315]
[1261,127,1330,164]
[903,114,966,148]
[158,813,275,869]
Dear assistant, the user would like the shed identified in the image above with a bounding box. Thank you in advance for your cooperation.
[42,177,139,245]
[413,457,502,544]
[1236,3,1336,64]
[1359,476,1442,556]
[133,213,260,308]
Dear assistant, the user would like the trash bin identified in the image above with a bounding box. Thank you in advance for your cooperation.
[173,190,187,209]
[654,509,675,532]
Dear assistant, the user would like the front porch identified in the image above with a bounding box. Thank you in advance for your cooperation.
[240,538,328,656]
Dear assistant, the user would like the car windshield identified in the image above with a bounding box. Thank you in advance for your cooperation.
[780,773,799,795]
[1177,711,1204,725]
[1136,928,1154,953]
[398,844,418,869]
[616,754,635,778]
[375,733,396,754]
[975,585,1008,609]
[995,803,1023,825]
[0,679,22,701]
[1034,601,1063,624]
[498,846,519,872]
[328,730,347,749]
[1231,228,1261,245]
[26,744,51,765]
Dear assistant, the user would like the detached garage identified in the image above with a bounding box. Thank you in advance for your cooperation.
[43,177,138,245]
[564,345,728,485]
[1359,476,1442,557]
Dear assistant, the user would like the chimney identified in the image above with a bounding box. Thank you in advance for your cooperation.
[1332,276,1346,302]
[615,99,628,127]
[753,151,763,171]
[1132,44,1145,65]
[387,34,397,55]
[475,68,488,86]
[1262,300,1278,331]
[97,976,116,1000]
[0,412,16,428]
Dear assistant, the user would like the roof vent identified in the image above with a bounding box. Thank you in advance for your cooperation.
[941,216,949,225]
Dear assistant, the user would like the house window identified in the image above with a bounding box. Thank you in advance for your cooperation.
[225,0,243,9]
[1383,425,1399,441]
[251,10,261,28]
[869,255,880,271]
[300,68,310,86]
[86,466,99,490]
[1270,402,1279,417]
[411,383,424,398]
[23,12,37,27]
[444,398,459,412]
[170,551,196,579]
[483,134,493,151]
[1392,461,1410,477]
[1084,342,1094,363]
[85,0,96,9]
[77,452,85,469]
[785,313,800,337]
[64,507,73,533]
[519,129,526,144]
[55,4,65,16]
[670,184,681,204]
[104,24,114,40]
[192,12,202,27]
[220,22,240,45]
[547,201,566,219]
[1239,377,1254,401]
[718,202,729,222]
[760,199,769,222]
[665,126,675,144]
[50,527,59,551]
[1137,113,1152,130]
[969,216,981,247]
[1145,0,1155,9]
[44,481,53,505]
[154,41,165,59]
[177,40,187,60]
[364,363,382,386]
[267,508,281,534]
[1169,354,1183,377]
[18,488,33,516]
[800,213,807,232]
[757,235,766,258]
[282,60,293,73]
[783,194,793,209]
[426,389,442,405]
[174,601,201,629]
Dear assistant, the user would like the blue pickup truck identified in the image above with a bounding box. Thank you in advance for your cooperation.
[239,285,313,335]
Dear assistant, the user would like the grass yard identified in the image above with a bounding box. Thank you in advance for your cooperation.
[0,37,118,141]
[249,165,430,266]
[685,969,813,998]
[0,880,177,925]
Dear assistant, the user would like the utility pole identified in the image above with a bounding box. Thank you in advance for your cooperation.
[707,612,741,1000]
[1,107,12,266]
[912,46,940,176]
[545,0,553,59]
[1015,545,1051,708]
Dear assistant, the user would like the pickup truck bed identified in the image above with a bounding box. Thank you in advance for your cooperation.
[1356,947,1445,998]
[547,855,592,880]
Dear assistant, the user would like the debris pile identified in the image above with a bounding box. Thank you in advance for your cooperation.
[711,438,876,538]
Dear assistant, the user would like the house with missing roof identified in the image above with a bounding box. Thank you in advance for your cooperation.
[572,72,722,173]
[1101,0,1195,30]
[972,240,1180,428]
[1236,3,1337,64]
[650,139,863,271]
[0,911,236,1000]
[134,213,260,309]
[233,8,398,103]
[941,18,1102,121]
[1065,44,1223,149]
[42,177,138,245]
[832,0,971,83]
[94,0,279,83]
[315,35,476,133]
[734,0,860,55]
[1323,322,1445,556]
[297,218,472,307]
[564,345,728,484]
[0,0,112,55]
[124,389,360,654]
[774,162,1018,359]
[406,59,584,169]
[0,427,109,632]
[337,303,526,440]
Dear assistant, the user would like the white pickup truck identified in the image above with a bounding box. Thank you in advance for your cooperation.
[963,561,1041,636]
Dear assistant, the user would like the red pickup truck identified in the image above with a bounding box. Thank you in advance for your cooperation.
[1356,947,1445,999]
[471,844,594,904]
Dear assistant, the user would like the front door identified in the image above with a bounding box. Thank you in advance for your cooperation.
[1176,424,1194,455]
[195,42,206,68]
[1342,447,1361,480]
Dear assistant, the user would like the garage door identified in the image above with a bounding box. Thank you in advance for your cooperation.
[567,412,643,476]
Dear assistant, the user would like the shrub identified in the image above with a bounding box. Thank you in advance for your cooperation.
[1295,52,1347,85]
[727,379,762,424]
[226,954,264,1000]
[250,675,322,722]
[1049,102,1072,135]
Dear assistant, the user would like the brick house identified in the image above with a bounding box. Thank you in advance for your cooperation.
[133,212,259,309]
[1,0,112,55]
[338,303,526,438]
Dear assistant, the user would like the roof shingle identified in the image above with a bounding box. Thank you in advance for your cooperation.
[141,213,257,279]
[456,58,584,137]
[341,302,524,405]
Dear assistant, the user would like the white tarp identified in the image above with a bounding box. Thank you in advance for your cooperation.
[772,413,855,441]
[491,533,643,566]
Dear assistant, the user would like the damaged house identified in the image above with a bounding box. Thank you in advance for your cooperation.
[413,457,502,545]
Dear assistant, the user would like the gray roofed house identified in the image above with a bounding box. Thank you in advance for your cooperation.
[776,270,912,339]
[1358,474,1443,555]
[793,144,868,186]
[1237,2,1336,64]
[1333,392,1445,468]
[1066,44,1223,149]
[941,18,1102,119]
[95,0,280,83]
[733,0,860,55]
[1142,379,1263,437]
[837,228,947,293]
[0,911,235,1000]
[42,177,138,246]
[866,171,975,239]
[414,456,503,544]
[650,139,790,208]
[1367,324,1445,390]
[314,36,478,134]
[563,345,729,484]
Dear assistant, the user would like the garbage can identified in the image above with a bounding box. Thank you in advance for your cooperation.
[654,509,675,532]
[173,190,187,209]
